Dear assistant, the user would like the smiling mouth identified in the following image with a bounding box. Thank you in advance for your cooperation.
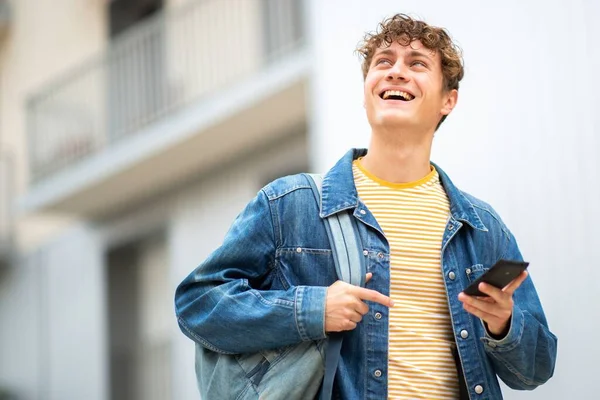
[380,90,415,101]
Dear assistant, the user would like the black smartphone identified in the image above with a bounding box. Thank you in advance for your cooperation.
[463,259,529,297]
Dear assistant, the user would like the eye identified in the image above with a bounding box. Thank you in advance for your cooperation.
[411,60,427,68]
[376,58,392,66]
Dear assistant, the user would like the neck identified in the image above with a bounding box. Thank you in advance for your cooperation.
[361,126,433,184]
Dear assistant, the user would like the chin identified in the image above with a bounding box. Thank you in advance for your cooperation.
[373,113,413,128]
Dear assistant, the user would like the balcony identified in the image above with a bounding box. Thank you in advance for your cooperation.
[0,151,14,265]
[21,0,308,217]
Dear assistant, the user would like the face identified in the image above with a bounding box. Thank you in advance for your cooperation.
[364,39,457,134]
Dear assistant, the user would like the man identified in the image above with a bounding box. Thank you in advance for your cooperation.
[175,14,557,399]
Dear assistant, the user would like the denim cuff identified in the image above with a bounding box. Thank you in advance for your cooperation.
[295,285,328,341]
[481,304,524,351]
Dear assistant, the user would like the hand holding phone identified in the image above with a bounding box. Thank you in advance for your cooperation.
[463,259,529,297]
[459,259,529,337]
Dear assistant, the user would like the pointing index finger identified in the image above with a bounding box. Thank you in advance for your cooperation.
[354,286,394,307]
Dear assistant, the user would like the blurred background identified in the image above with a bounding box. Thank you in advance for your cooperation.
[0,0,598,399]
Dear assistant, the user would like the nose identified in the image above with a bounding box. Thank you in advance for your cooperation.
[386,61,409,82]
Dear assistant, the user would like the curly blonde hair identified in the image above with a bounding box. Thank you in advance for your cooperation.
[356,14,464,128]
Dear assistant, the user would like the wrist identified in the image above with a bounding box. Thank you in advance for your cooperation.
[485,318,511,340]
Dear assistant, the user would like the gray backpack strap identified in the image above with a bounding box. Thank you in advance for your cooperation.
[305,173,366,400]
[306,173,365,287]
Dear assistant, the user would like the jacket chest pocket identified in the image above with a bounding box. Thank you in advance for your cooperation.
[276,247,336,287]
[466,263,489,283]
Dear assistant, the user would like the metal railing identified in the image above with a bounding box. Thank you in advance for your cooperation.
[26,0,304,183]
[0,151,14,262]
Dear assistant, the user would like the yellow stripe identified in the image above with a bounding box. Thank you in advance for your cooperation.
[355,157,438,189]
[353,161,459,399]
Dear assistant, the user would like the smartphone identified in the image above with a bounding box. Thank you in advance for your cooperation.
[463,259,529,297]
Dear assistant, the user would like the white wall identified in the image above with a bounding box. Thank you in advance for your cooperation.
[305,0,599,398]
[138,234,172,400]
[0,224,107,400]
[0,252,44,399]
[44,225,107,400]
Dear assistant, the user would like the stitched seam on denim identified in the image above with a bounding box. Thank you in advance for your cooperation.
[466,264,486,285]
[274,298,294,307]
[267,344,308,370]
[498,230,519,262]
[294,286,308,341]
[177,316,236,355]
[322,203,356,218]
[487,349,541,387]
[263,189,281,255]
[266,184,311,201]
[321,287,327,338]
[482,334,519,351]
[244,360,265,379]
[482,310,540,386]
[248,289,294,308]
[274,263,291,290]
[480,311,523,352]
[234,380,259,400]
[455,192,487,229]
[277,247,332,255]
[499,237,510,264]
[472,204,510,238]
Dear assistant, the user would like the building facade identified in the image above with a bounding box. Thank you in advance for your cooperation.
[0,0,598,399]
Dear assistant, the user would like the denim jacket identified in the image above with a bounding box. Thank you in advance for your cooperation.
[175,148,557,399]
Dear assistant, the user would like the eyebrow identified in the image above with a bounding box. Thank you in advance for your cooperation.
[372,48,435,62]
[407,49,435,62]
[373,49,395,58]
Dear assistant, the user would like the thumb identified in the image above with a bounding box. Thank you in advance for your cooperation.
[503,270,528,295]
[365,272,373,283]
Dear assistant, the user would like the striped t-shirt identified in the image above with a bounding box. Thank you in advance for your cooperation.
[353,159,460,399]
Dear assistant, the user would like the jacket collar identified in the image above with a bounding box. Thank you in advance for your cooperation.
[320,148,488,231]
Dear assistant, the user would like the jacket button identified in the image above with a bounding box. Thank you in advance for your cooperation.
[296,247,302,253]
[474,385,484,394]
[377,252,384,259]
[466,268,472,275]
[460,330,469,339]
[374,312,382,320]
[374,370,382,377]
[363,250,368,256]
[448,224,454,230]
[448,271,456,280]
[360,209,366,215]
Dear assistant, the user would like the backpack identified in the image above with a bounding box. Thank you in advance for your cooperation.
[194,173,366,400]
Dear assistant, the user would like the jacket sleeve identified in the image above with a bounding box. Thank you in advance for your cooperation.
[481,229,558,389]
[174,189,327,355]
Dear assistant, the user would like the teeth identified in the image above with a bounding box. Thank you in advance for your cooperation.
[382,90,414,100]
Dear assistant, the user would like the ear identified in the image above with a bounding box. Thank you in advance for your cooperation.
[441,89,458,116]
